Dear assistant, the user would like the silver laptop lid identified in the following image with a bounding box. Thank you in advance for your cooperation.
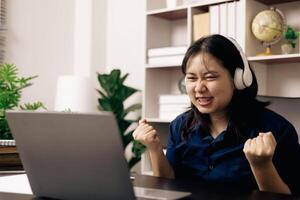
[6,111,135,200]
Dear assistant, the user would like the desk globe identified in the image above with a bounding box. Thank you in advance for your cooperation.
[251,7,286,55]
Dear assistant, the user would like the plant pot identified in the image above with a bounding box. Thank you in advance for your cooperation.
[281,43,293,54]
[0,146,23,170]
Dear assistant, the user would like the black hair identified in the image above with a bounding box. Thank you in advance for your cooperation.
[181,34,269,140]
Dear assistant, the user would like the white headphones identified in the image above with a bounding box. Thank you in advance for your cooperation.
[226,37,253,90]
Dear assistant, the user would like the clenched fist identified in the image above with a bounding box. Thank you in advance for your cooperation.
[243,132,277,167]
[132,119,163,152]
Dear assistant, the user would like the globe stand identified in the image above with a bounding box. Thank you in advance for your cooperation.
[257,46,272,56]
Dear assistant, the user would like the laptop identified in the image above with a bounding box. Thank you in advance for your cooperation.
[6,111,191,200]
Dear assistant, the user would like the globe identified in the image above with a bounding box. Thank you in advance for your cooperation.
[251,7,286,55]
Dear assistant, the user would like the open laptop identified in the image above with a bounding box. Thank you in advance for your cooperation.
[6,111,191,200]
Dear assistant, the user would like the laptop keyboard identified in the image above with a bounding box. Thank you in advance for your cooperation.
[134,186,191,200]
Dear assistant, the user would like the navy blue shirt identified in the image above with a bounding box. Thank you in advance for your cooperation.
[166,108,300,193]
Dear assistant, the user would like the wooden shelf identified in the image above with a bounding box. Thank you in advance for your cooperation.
[146,7,187,20]
[254,0,300,5]
[248,54,300,64]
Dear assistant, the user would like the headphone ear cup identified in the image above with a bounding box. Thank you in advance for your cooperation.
[234,68,246,90]
[242,68,253,87]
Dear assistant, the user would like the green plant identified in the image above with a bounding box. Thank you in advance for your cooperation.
[284,25,300,48]
[97,69,145,169]
[0,63,46,139]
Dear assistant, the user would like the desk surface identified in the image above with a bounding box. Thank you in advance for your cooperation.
[0,173,298,200]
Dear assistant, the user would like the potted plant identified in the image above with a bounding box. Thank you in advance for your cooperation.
[281,25,300,54]
[97,69,145,169]
[0,63,46,170]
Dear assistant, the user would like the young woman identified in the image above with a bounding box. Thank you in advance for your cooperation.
[133,34,300,195]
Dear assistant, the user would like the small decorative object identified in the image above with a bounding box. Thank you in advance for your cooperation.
[54,75,95,112]
[251,7,286,55]
[97,69,145,169]
[281,43,293,54]
[281,25,299,54]
[178,76,187,94]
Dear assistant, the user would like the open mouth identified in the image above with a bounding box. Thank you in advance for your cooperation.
[196,97,213,106]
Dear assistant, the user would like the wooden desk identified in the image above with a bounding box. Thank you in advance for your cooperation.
[0,174,299,200]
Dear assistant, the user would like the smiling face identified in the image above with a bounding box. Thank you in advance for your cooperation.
[185,53,235,118]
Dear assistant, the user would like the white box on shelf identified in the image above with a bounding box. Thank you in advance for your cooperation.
[159,103,190,112]
[148,55,184,65]
[148,46,187,57]
[159,110,188,120]
[159,94,190,120]
[159,94,190,104]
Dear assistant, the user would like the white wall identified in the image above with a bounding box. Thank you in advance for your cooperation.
[6,0,75,110]
[5,0,107,110]
[106,0,145,90]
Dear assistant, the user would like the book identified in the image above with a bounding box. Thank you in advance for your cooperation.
[148,55,184,65]
[209,4,219,34]
[219,3,228,36]
[147,46,187,57]
[236,0,245,50]
[227,1,236,38]
[0,146,23,171]
[0,140,16,147]
[193,12,210,42]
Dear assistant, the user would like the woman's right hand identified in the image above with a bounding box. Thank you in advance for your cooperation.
[132,119,163,152]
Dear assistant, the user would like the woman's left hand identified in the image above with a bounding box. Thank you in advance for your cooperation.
[243,132,277,168]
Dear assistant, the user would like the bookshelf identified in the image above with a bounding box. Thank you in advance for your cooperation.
[142,0,300,175]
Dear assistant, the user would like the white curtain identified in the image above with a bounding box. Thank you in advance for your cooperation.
[0,0,6,63]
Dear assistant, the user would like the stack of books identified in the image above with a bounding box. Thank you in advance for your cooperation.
[159,94,190,120]
[147,46,187,65]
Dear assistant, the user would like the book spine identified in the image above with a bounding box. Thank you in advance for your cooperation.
[219,3,228,36]
[227,1,236,38]
[0,140,16,146]
[193,12,210,42]
[236,0,245,50]
[209,5,220,34]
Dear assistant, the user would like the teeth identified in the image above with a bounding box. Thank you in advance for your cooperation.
[197,97,212,105]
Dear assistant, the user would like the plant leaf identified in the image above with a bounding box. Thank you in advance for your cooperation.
[123,103,142,118]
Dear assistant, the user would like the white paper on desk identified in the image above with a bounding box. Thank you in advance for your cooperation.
[0,174,32,194]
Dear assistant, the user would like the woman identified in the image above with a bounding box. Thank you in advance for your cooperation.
[133,34,300,195]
